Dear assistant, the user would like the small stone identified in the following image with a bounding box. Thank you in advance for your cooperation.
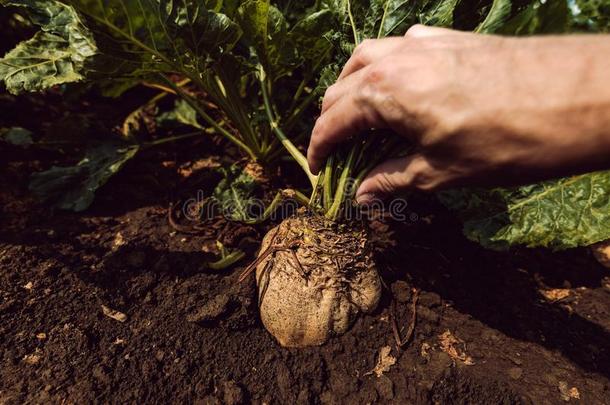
[391,281,411,303]
[508,367,523,380]
[112,232,126,250]
[101,305,127,322]
[155,350,165,362]
[23,352,41,364]
[187,295,231,323]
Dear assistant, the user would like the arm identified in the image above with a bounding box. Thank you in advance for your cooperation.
[306,25,610,203]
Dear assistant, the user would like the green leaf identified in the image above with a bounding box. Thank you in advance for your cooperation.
[476,0,513,33]
[571,0,610,32]
[164,1,242,58]
[0,0,97,94]
[236,0,298,78]
[315,63,340,95]
[1,126,33,146]
[420,0,461,27]
[498,0,569,35]
[290,9,334,66]
[212,164,259,222]
[371,0,420,37]
[439,171,610,250]
[157,99,204,130]
[29,142,139,211]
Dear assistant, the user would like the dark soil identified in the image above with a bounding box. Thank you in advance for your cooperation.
[2,96,610,405]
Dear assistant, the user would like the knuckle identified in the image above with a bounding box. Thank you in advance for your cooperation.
[364,64,385,84]
[375,172,396,195]
[324,83,337,98]
[312,117,327,139]
[354,65,386,106]
[353,39,371,55]
[405,24,425,37]
[321,84,337,110]
[352,39,372,62]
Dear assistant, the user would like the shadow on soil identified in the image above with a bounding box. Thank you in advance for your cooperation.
[389,198,610,379]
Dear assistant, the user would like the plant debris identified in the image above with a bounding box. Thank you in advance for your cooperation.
[101,305,127,323]
[391,289,419,349]
[558,381,580,401]
[366,346,397,377]
[438,330,474,365]
[539,288,571,302]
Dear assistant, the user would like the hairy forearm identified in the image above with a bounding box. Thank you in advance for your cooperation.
[460,35,610,180]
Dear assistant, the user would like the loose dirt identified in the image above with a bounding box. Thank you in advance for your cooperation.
[1,94,609,404]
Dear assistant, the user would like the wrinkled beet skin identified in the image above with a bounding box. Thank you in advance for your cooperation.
[255,215,381,347]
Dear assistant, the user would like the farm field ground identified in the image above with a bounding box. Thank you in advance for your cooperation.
[1,93,610,404]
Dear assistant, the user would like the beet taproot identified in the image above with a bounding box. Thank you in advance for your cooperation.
[255,215,381,347]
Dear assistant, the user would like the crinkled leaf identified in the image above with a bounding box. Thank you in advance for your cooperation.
[315,63,340,95]
[420,0,461,27]
[1,126,33,146]
[571,0,610,32]
[29,142,139,211]
[212,164,259,222]
[368,0,421,37]
[157,99,204,130]
[164,1,241,58]
[0,0,97,94]
[1,0,243,92]
[475,0,513,33]
[439,171,610,250]
[236,0,298,79]
[290,9,334,66]
[498,0,569,34]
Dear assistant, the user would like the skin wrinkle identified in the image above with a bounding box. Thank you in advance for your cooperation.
[309,26,610,197]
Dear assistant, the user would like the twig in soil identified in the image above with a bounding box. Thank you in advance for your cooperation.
[391,289,420,349]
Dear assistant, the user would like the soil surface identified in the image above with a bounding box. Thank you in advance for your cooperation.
[2,95,610,405]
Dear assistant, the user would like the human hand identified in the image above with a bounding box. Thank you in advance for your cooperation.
[307,25,610,203]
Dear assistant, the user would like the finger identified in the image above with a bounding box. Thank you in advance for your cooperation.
[405,24,470,38]
[355,154,438,203]
[337,37,405,81]
[308,90,385,175]
[321,66,369,114]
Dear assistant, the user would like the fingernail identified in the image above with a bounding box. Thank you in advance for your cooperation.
[356,192,377,205]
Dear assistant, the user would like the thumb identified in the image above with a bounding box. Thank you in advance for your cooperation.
[405,24,469,38]
[356,154,431,204]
